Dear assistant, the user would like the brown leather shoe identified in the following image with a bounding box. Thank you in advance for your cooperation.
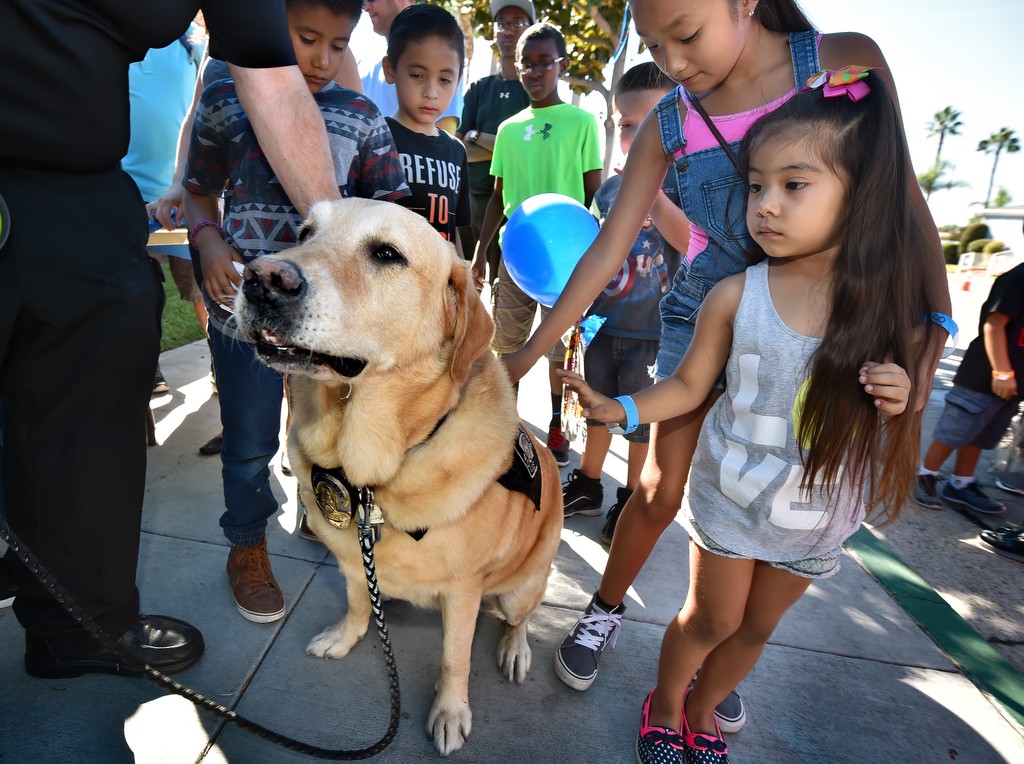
[226,541,285,623]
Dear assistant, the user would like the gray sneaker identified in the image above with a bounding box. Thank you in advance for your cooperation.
[714,689,746,733]
[691,673,747,734]
[554,594,625,691]
[911,474,943,510]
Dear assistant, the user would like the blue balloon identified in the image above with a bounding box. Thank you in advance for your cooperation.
[501,193,600,307]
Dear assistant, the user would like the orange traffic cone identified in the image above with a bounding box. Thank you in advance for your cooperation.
[961,272,972,291]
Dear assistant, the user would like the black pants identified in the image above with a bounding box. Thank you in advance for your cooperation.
[0,166,162,638]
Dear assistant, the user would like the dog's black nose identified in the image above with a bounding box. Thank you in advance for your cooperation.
[243,257,305,305]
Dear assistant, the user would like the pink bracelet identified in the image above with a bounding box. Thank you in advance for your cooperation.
[187,220,222,246]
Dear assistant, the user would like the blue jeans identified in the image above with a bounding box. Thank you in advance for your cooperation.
[583,332,658,443]
[209,323,284,547]
[651,29,820,380]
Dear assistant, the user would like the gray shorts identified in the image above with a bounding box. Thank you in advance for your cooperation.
[933,385,1021,451]
[583,331,658,443]
[688,515,842,580]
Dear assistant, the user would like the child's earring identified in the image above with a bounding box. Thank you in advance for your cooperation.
[748,9,755,16]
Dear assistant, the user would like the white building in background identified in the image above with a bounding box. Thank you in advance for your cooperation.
[979,205,1024,274]
[982,206,1024,251]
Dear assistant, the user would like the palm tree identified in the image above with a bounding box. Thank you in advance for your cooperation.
[977,128,1021,208]
[918,160,966,201]
[927,106,963,167]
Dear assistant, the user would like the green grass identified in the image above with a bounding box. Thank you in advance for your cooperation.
[159,263,205,352]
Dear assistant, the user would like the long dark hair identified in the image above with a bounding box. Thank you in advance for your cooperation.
[741,71,930,523]
[744,0,814,32]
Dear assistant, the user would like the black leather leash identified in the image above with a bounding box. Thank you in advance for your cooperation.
[0,510,400,759]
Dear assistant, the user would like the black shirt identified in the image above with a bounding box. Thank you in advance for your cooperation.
[387,117,470,246]
[953,263,1024,395]
[0,0,296,173]
[457,74,530,196]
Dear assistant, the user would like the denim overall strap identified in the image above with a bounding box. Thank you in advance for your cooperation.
[654,87,687,174]
[788,30,821,87]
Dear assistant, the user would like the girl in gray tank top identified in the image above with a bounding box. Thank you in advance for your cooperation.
[559,69,948,764]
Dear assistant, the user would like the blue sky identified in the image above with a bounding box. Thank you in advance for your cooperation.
[799,0,1024,226]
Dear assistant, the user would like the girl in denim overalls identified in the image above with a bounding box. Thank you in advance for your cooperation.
[503,0,951,751]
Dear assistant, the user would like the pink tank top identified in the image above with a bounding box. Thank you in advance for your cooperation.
[679,33,822,262]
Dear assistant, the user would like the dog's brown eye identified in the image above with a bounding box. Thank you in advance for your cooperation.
[297,223,314,243]
[371,245,407,266]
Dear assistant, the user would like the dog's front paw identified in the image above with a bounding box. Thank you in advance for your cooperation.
[496,622,532,683]
[426,698,472,756]
[305,619,366,659]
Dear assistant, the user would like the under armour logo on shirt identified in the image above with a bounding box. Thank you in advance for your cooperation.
[523,123,553,141]
[499,92,509,99]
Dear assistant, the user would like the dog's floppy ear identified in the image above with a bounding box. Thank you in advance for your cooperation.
[447,259,494,384]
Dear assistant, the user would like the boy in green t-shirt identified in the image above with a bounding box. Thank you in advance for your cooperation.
[473,21,602,466]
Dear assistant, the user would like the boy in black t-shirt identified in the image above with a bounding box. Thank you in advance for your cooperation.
[382,4,471,270]
[913,263,1024,514]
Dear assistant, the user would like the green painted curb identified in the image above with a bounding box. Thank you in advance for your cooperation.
[845,526,1024,729]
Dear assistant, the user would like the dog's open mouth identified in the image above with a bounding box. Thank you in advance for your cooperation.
[254,328,367,378]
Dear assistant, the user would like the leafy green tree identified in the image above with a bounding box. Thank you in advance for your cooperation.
[977,127,1021,208]
[917,160,966,201]
[926,106,962,167]
[453,0,630,170]
[992,187,1013,208]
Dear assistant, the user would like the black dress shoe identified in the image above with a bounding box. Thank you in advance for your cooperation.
[297,510,321,543]
[24,614,205,679]
[979,528,1024,563]
[198,433,223,456]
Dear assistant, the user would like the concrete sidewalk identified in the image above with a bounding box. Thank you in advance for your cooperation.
[2,275,1023,762]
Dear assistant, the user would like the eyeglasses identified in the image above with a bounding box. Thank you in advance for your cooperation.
[515,57,565,75]
[494,20,530,34]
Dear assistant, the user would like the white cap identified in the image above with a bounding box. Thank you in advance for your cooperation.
[490,0,536,22]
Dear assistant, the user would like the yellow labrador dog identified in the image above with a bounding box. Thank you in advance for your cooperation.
[234,198,563,756]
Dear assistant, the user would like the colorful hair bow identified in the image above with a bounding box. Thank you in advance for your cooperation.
[805,66,872,102]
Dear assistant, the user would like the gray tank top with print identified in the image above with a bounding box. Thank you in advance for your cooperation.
[684,262,864,561]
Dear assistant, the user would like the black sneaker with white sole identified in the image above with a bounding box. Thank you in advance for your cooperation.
[601,486,633,544]
[554,593,625,690]
[562,469,604,517]
[979,527,1024,562]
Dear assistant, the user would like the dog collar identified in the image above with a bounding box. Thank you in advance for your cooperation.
[309,407,453,540]
[311,423,543,543]
[310,464,383,541]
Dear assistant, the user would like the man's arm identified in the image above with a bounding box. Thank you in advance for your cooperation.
[334,48,362,92]
[230,64,341,216]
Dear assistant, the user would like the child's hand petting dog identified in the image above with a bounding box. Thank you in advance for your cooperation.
[556,368,624,424]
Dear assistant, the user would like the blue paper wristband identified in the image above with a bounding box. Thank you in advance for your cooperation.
[925,312,959,358]
[615,395,639,435]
